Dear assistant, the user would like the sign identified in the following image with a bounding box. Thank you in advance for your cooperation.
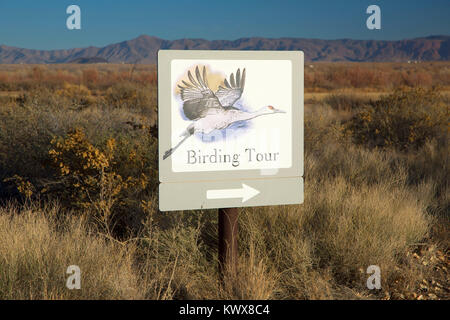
[158,50,303,211]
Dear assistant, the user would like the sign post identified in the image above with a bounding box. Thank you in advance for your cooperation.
[218,207,239,279]
[158,50,304,280]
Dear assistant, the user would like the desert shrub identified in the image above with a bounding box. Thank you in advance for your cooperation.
[82,68,99,88]
[12,84,97,111]
[104,81,156,111]
[344,66,379,88]
[29,66,45,83]
[401,70,433,87]
[0,73,11,90]
[47,128,151,233]
[346,87,448,150]
[55,83,96,109]
[304,62,450,91]
[14,87,61,109]
[3,175,35,199]
[0,98,60,198]
[398,140,449,219]
[324,93,372,111]
[304,103,344,153]
[0,93,157,203]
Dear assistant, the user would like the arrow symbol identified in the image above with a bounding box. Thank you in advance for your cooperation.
[206,184,260,203]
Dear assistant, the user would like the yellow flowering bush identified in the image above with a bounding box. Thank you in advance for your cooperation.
[48,128,150,231]
[2,175,35,199]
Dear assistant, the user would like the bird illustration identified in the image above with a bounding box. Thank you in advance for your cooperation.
[163,66,286,160]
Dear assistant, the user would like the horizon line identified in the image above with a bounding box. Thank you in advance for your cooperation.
[1,34,449,52]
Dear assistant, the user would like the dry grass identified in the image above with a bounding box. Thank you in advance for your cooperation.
[0,62,448,93]
[305,61,450,91]
[0,63,448,300]
[0,202,141,299]
[0,168,436,299]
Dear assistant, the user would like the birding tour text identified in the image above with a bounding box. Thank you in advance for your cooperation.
[186,148,280,168]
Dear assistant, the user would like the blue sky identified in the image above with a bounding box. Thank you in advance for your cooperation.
[0,0,449,50]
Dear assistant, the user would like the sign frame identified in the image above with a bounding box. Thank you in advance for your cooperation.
[158,50,304,184]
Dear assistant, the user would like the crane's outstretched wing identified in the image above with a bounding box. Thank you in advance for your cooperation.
[177,66,223,120]
[215,68,246,107]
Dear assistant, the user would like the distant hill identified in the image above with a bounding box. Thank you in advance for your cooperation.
[68,57,109,64]
[0,35,449,64]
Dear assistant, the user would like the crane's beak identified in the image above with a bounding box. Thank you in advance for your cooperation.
[274,108,286,113]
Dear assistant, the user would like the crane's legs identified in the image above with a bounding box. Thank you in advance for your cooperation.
[162,124,194,160]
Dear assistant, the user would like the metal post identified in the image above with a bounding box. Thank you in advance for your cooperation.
[218,207,239,279]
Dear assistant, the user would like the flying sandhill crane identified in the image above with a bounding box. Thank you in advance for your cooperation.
[163,66,285,160]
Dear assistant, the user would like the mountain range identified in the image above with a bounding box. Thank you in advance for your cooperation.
[0,35,449,64]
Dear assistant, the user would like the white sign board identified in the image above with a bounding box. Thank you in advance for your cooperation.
[158,50,303,211]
